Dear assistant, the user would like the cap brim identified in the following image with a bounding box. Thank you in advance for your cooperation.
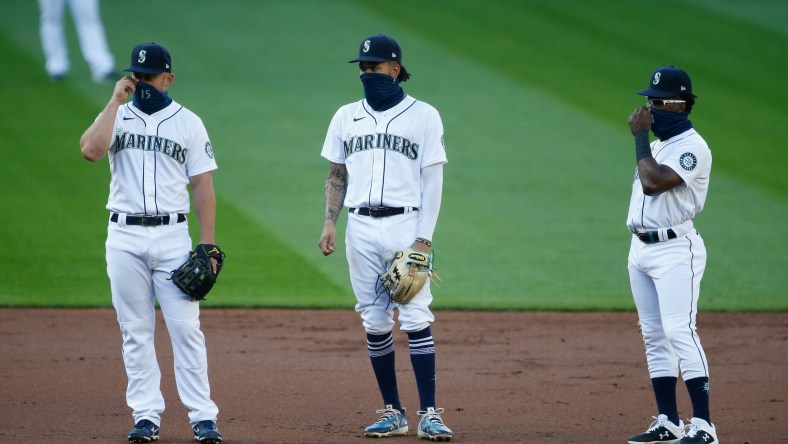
[636,88,675,98]
[348,56,391,63]
[123,66,167,74]
[637,87,697,98]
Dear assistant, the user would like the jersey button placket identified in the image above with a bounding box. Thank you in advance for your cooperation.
[370,119,387,205]
[143,122,157,214]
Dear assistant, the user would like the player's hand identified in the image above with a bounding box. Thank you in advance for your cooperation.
[113,76,137,103]
[628,106,651,135]
[408,241,431,275]
[318,222,337,256]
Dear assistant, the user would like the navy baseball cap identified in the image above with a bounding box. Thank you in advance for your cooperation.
[637,66,696,98]
[349,34,403,64]
[124,43,172,74]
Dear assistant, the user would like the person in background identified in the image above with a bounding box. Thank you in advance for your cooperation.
[38,0,115,82]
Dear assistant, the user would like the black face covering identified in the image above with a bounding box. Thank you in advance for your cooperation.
[651,108,693,141]
[132,81,173,115]
[360,73,405,111]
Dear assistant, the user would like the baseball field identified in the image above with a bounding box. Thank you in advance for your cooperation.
[0,0,786,442]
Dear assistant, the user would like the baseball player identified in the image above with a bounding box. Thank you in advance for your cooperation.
[79,43,223,444]
[318,34,454,442]
[38,0,116,81]
[625,66,718,444]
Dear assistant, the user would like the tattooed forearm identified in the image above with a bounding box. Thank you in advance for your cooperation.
[324,162,348,224]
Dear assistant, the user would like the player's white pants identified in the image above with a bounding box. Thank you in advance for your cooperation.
[628,231,709,381]
[38,0,114,80]
[346,210,435,334]
[106,221,218,426]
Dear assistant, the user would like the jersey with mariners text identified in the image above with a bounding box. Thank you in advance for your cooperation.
[104,101,217,215]
[627,128,711,231]
[321,95,447,209]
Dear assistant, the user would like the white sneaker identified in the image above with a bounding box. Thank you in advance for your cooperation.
[679,417,718,443]
[628,414,685,443]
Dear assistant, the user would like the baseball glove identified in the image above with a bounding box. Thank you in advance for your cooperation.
[171,244,225,301]
[378,247,435,305]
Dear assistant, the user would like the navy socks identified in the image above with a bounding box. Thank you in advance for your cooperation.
[408,326,437,411]
[651,376,711,426]
[685,376,711,424]
[367,331,402,412]
[367,327,439,413]
[651,376,680,426]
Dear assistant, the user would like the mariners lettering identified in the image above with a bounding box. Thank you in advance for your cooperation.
[114,132,187,164]
[344,133,419,160]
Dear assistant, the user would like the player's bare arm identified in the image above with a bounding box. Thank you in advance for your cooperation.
[319,162,347,256]
[324,162,348,224]
[637,160,684,196]
[628,106,683,195]
[190,172,218,271]
[190,172,216,244]
[80,76,137,162]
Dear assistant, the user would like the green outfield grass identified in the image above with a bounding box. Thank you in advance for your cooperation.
[1,0,785,310]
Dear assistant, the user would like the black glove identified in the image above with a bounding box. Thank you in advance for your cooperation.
[171,244,225,301]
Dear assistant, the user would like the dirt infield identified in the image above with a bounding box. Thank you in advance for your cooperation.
[0,309,785,443]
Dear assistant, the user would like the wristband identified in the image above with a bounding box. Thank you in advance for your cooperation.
[635,130,652,163]
[415,237,432,248]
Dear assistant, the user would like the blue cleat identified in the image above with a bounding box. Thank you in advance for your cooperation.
[127,419,160,443]
[192,420,222,444]
[417,407,453,442]
[364,405,408,437]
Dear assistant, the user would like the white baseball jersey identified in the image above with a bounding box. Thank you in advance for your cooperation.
[321,95,447,207]
[106,100,217,215]
[322,95,446,333]
[626,128,711,231]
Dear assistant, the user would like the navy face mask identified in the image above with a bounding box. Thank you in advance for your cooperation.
[360,72,405,112]
[650,108,693,141]
[133,81,173,115]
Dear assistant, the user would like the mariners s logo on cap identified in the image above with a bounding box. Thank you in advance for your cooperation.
[637,66,695,98]
[124,42,172,74]
[349,34,402,64]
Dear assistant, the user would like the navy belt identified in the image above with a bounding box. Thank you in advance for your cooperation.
[111,213,186,226]
[635,229,677,244]
[349,207,417,218]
